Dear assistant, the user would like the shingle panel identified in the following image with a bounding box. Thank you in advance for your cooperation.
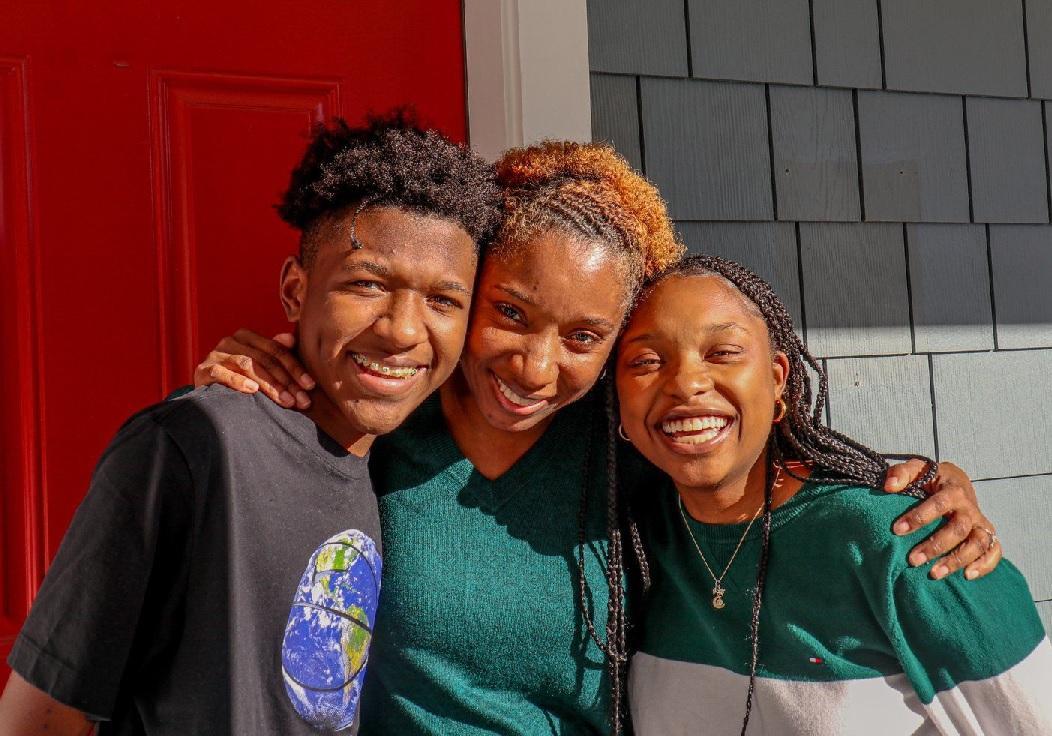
[906,224,994,353]
[881,0,1027,97]
[933,350,1052,479]
[799,223,912,357]
[641,78,772,220]
[975,475,1052,601]
[769,85,860,222]
[967,98,1049,224]
[590,74,642,172]
[687,0,812,85]
[826,356,936,457]
[989,225,1052,349]
[812,0,882,90]
[677,221,803,328]
[587,0,688,76]
[1027,0,1052,99]
[857,91,969,223]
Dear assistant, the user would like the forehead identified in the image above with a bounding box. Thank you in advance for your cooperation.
[316,205,477,277]
[485,230,631,314]
[625,274,767,339]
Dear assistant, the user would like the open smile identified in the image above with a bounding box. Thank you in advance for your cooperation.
[656,413,734,454]
[349,351,428,397]
[490,372,550,416]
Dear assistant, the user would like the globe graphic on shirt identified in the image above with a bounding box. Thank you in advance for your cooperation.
[281,529,382,731]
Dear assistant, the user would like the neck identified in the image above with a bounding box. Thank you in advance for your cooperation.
[439,368,553,480]
[303,394,374,457]
[678,451,809,524]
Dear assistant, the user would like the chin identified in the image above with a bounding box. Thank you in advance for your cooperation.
[343,401,419,437]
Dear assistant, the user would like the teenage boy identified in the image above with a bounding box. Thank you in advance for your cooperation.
[0,116,501,735]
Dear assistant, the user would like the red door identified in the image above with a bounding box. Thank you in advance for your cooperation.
[0,0,467,684]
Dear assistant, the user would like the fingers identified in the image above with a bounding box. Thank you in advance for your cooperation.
[224,354,300,408]
[927,526,985,579]
[893,485,964,535]
[200,363,259,395]
[965,529,1003,580]
[884,458,928,492]
[231,328,314,393]
[273,332,296,349]
[906,509,973,567]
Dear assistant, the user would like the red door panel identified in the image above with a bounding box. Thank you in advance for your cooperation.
[0,0,467,683]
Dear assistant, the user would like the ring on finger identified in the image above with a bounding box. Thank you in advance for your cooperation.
[977,526,999,550]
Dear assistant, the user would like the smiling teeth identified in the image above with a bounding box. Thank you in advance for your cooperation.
[661,416,729,435]
[495,376,541,407]
[351,352,419,378]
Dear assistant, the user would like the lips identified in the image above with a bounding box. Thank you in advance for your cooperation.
[490,372,550,416]
[656,412,734,452]
[348,351,428,397]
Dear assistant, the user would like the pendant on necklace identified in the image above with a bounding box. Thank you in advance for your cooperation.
[712,584,726,610]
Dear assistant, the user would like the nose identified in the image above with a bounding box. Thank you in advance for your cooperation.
[373,290,427,353]
[516,329,560,393]
[664,356,714,400]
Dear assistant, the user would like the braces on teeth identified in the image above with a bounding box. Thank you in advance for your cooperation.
[351,353,419,378]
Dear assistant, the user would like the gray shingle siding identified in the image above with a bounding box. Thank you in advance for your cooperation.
[881,0,1028,97]
[587,0,1052,629]
[687,0,812,85]
[811,0,882,90]
[857,91,970,223]
[640,77,772,220]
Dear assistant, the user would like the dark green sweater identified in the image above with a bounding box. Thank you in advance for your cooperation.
[360,393,612,734]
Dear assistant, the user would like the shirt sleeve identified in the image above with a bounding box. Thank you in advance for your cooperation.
[885,551,1052,735]
[7,409,195,720]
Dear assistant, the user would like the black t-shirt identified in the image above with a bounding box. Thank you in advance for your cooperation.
[8,386,381,734]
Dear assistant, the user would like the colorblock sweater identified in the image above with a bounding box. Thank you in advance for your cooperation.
[359,393,612,734]
[630,479,1052,735]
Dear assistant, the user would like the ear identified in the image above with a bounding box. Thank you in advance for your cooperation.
[771,350,790,400]
[279,256,308,322]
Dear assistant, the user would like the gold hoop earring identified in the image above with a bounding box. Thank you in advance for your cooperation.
[773,398,787,424]
[618,423,631,442]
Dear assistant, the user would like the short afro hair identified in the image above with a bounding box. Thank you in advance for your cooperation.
[277,110,502,264]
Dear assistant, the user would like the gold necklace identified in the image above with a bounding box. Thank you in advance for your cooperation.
[677,465,780,610]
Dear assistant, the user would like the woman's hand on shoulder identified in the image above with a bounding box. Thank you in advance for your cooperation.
[883,459,1001,581]
[194,329,314,409]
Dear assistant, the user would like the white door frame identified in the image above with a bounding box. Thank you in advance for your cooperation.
[463,0,592,160]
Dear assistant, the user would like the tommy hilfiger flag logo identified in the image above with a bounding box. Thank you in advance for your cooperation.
[808,656,824,664]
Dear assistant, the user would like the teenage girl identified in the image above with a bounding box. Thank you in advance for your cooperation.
[616,255,1048,735]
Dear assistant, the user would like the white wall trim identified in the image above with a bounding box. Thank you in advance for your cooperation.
[464,0,591,161]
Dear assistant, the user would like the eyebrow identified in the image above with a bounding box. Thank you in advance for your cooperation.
[341,260,389,278]
[497,285,535,305]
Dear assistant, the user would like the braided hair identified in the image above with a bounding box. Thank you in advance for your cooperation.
[629,254,936,734]
[492,141,682,735]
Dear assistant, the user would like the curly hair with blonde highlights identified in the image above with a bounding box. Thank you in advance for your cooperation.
[494,141,684,295]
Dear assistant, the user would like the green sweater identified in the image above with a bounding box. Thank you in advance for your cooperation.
[631,478,1052,735]
[359,393,612,734]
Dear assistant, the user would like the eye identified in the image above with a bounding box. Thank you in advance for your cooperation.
[428,294,463,312]
[567,330,603,346]
[341,279,385,293]
[708,346,744,361]
[495,302,525,323]
[628,353,663,370]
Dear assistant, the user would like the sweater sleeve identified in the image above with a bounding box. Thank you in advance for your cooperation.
[884,553,1052,735]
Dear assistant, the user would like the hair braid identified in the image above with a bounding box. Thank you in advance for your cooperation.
[573,378,631,735]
